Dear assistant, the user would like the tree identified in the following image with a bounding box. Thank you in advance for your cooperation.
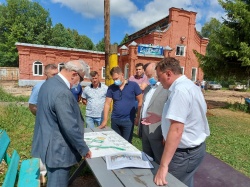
[48,23,75,48]
[0,0,52,66]
[120,33,129,45]
[95,38,105,52]
[194,0,250,80]
[69,29,95,50]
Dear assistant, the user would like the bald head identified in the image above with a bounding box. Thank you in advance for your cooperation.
[144,62,156,79]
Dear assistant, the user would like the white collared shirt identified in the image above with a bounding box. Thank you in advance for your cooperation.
[58,73,70,89]
[161,75,210,148]
[141,82,160,118]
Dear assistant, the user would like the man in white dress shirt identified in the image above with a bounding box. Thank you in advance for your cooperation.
[153,57,210,187]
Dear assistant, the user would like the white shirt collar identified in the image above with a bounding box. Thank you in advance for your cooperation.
[169,75,186,92]
[58,73,70,89]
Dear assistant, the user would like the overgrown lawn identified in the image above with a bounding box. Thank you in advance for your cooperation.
[0,89,250,185]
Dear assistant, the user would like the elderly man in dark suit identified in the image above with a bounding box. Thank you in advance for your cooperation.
[138,62,169,164]
[31,60,91,187]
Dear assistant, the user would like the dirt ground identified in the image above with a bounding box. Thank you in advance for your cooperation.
[1,80,249,105]
[0,80,249,187]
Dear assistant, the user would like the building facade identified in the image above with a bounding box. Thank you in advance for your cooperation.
[118,7,208,81]
[16,43,105,86]
[16,7,208,86]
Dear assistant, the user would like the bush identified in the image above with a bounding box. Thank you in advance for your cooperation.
[0,87,28,102]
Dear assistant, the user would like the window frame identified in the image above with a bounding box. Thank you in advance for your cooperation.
[58,63,65,72]
[33,61,43,76]
[191,67,197,82]
[124,63,129,80]
[102,67,105,79]
[175,45,185,56]
[181,67,185,75]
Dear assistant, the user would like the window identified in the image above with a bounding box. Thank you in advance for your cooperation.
[176,45,185,56]
[102,67,106,79]
[124,63,129,79]
[33,61,43,76]
[85,65,90,79]
[181,67,184,75]
[58,63,65,72]
[191,68,197,81]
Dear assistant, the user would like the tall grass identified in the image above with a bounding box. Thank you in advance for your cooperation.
[0,87,29,102]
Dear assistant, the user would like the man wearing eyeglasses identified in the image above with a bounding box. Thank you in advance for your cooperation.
[99,66,143,143]
[31,60,91,187]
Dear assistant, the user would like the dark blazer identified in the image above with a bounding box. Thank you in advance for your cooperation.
[139,83,169,139]
[31,75,89,168]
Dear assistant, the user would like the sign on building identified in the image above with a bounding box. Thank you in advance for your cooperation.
[138,44,163,56]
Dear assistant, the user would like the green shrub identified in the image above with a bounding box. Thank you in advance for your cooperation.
[0,87,29,102]
[224,102,249,113]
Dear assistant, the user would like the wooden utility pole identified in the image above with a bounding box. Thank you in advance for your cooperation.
[104,0,110,85]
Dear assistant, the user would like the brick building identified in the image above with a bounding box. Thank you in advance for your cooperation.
[119,7,208,81]
[16,7,208,86]
[16,43,105,86]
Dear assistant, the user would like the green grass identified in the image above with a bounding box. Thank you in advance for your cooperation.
[0,88,250,184]
[0,87,29,102]
[206,111,250,177]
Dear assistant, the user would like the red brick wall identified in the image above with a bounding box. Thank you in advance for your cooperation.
[17,44,105,83]
[17,7,208,86]
[119,7,208,81]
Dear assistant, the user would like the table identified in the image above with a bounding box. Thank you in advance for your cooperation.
[69,127,187,187]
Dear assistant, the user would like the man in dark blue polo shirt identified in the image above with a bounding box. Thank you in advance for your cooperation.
[99,67,142,143]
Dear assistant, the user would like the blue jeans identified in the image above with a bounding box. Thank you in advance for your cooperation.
[111,118,134,143]
[85,116,102,128]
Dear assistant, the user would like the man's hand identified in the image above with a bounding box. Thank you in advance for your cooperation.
[98,121,107,129]
[85,151,92,159]
[141,112,161,125]
[154,165,168,186]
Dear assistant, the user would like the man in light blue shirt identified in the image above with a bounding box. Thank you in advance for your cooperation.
[28,64,58,116]
[81,71,108,128]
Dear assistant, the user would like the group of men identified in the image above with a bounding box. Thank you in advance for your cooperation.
[29,57,210,187]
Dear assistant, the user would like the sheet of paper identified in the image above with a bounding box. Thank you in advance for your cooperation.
[84,131,141,158]
[106,152,154,170]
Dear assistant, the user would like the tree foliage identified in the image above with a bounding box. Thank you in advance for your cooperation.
[95,38,105,52]
[194,0,250,80]
[0,0,52,66]
[120,33,129,45]
[0,0,98,67]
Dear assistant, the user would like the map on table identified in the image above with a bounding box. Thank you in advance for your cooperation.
[84,131,141,158]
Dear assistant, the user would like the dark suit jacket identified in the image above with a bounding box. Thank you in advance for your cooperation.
[31,75,89,168]
[138,83,169,139]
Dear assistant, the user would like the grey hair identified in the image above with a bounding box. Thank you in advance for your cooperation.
[64,60,89,77]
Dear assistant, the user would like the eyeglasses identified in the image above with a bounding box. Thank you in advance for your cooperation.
[73,71,84,82]
[79,76,84,82]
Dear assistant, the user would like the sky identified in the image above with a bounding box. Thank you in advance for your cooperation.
[0,0,225,44]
